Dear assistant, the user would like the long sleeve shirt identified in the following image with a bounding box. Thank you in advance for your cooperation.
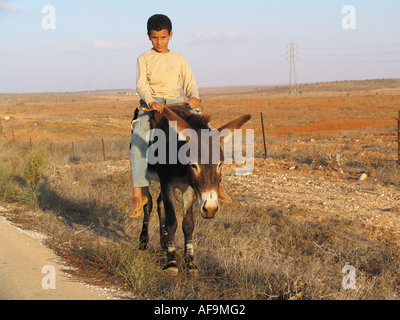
[136,49,200,105]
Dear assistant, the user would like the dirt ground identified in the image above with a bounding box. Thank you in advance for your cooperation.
[1,80,400,144]
[1,80,400,298]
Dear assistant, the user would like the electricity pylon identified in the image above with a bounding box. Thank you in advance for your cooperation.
[288,41,299,95]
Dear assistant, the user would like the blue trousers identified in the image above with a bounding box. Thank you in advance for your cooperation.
[129,97,185,188]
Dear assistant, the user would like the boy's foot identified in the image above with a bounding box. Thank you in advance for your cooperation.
[218,184,232,203]
[128,195,148,218]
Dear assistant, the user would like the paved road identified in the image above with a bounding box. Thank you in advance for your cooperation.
[0,215,112,300]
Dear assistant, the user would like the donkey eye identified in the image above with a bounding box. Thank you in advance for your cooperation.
[190,163,199,171]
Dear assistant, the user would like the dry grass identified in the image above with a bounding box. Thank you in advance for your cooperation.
[1,140,399,300]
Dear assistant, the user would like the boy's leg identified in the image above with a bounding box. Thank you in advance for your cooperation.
[129,110,153,187]
[165,97,184,105]
[128,108,153,218]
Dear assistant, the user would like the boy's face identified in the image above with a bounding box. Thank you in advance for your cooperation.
[149,29,172,53]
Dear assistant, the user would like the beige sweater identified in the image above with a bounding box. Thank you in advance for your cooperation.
[136,49,200,105]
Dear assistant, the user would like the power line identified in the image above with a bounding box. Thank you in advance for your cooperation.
[301,51,400,57]
[299,42,400,64]
[302,59,400,64]
[301,43,400,50]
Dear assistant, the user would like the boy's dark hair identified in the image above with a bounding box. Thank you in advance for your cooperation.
[147,14,172,36]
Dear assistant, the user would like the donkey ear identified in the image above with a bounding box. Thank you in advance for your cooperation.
[218,114,251,142]
[162,107,191,131]
[161,107,192,140]
[218,114,251,132]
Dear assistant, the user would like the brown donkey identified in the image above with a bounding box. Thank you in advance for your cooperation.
[137,104,251,274]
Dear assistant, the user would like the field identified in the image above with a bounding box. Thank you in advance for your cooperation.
[1,79,400,299]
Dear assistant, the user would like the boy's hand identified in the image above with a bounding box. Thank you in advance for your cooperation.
[188,97,200,109]
[149,102,164,113]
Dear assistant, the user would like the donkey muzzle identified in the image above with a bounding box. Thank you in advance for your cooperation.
[199,191,220,219]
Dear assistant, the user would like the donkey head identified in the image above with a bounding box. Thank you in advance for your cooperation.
[162,107,251,219]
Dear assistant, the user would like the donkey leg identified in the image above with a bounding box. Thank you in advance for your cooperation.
[157,192,168,250]
[182,187,198,275]
[182,207,198,274]
[161,183,178,274]
[139,187,153,250]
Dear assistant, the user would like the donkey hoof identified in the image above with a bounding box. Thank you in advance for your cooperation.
[163,261,179,275]
[163,266,179,275]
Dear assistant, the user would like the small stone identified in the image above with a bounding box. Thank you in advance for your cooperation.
[358,173,367,181]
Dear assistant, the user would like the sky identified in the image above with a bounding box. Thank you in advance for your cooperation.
[0,0,399,93]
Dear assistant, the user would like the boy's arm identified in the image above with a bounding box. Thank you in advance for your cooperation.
[180,57,200,106]
[136,55,157,107]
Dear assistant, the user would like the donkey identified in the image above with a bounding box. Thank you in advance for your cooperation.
[137,104,251,274]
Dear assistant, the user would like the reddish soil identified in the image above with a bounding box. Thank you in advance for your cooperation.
[1,92,399,143]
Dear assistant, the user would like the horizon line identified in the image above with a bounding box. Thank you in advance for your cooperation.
[1,78,399,94]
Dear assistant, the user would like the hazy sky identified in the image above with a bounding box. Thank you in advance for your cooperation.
[1,0,399,93]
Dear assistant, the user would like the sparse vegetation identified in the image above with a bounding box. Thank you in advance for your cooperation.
[0,159,12,201]
[1,135,400,299]
[1,81,400,299]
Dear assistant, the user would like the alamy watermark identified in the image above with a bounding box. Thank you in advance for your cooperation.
[342,265,356,290]
[41,5,356,31]
[41,5,56,30]
[342,5,356,30]
[41,265,56,290]
[145,122,255,175]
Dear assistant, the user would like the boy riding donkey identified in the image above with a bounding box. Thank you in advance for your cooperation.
[128,14,231,218]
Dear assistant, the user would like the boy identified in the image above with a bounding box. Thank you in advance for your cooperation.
[129,14,231,218]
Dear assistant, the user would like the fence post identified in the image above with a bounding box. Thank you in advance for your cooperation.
[398,110,400,164]
[102,139,106,161]
[72,141,75,159]
[260,112,267,158]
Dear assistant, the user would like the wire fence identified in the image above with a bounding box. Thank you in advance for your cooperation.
[0,133,130,163]
[1,111,399,166]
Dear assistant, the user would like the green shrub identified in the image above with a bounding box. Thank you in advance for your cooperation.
[0,160,12,201]
[23,147,50,185]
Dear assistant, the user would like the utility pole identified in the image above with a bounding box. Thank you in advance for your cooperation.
[288,41,299,95]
